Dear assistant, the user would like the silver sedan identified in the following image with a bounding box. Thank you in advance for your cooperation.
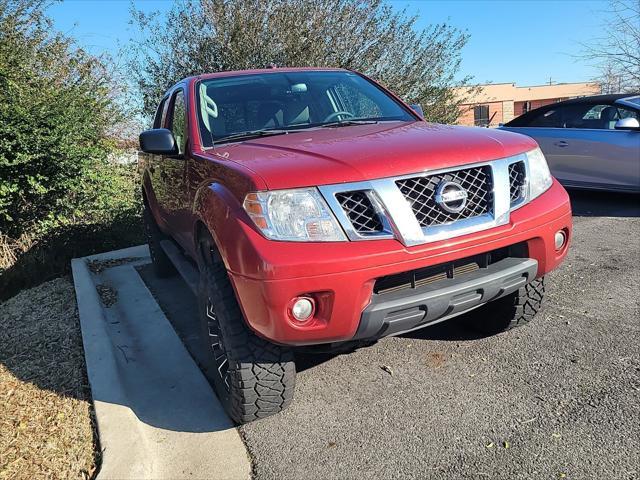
[500,93,640,193]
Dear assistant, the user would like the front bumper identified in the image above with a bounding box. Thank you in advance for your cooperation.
[224,180,572,346]
[354,257,538,339]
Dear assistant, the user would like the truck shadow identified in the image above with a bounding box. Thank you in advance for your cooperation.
[140,262,490,375]
[568,188,639,217]
[294,315,485,373]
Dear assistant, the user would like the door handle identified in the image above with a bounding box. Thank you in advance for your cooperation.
[555,140,569,147]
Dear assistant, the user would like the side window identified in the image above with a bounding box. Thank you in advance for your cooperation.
[526,107,564,128]
[565,103,638,130]
[571,104,613,129]
[153,97,167,129]
[616,105,639,120]
[169,90,187,155]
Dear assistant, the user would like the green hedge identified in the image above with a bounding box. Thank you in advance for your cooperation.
[0,1,143,300]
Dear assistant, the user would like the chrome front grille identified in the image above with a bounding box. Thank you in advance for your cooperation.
[335,191,383,234]
[319,153,531,247]
[395,166,493,227]
[508,161,527,204]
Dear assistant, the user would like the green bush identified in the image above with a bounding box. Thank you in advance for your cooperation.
[0,1,143,299]
[1,1,119,235]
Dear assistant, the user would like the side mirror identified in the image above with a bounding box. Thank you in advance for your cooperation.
[409,103,425,118]
[614,117,640,130]
[139,128,178,155]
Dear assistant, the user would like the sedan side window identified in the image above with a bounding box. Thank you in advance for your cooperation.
[574,104,640,130]
[169,90,187,155]
[526,107,564,128]
[617,106,639,120]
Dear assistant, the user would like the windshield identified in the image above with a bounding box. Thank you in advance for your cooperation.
[196,70,415,146]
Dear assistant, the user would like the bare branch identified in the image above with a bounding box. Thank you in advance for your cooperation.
[579,0,640,92]
[125,0,475,124]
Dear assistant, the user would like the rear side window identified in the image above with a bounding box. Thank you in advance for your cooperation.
[169,90,187,155]
[525,108,564,128]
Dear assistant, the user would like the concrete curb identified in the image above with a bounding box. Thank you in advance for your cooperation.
[71,245,250,479]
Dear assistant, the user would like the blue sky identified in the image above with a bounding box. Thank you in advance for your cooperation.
[48,0,609,86]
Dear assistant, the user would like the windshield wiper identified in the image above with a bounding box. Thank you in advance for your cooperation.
[320,120,379,128]
[215,129,290,144]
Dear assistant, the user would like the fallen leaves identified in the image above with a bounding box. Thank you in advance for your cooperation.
[425,352,446,368]
[96,284,117,307]
[0,278,95,480]
[86,257,142,274]
[484,440,511,450]
[380,365,394,376]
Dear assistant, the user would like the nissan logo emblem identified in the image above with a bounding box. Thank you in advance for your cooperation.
[435,181,468,213]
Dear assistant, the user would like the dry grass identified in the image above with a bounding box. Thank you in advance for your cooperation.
[0,277,96,480]
[0,233,32,271]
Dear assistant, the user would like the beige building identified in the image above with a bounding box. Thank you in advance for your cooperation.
[456,82,601,127]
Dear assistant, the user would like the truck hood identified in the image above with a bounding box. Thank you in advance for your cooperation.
[210,121,538,190]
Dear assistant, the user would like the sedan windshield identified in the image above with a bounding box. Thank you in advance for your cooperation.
[196,70,415,146]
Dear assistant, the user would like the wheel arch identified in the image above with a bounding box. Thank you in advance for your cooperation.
[191,181,244,272]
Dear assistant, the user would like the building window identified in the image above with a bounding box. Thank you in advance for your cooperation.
[474,105,489,127]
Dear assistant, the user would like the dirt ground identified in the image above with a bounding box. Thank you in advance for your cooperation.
[0,277,96,480]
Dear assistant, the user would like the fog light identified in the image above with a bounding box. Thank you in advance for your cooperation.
[291,297,315,321]
[554,230,566,250]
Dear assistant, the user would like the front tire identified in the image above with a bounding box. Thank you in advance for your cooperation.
[464,277,545,334]
[197,237,296,424]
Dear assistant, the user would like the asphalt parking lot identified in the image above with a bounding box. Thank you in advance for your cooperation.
[141,189,639,480]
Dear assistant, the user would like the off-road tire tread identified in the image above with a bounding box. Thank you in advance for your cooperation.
[468,277,545,334]
[201,261,295,424]
[143,206,176,277]
[508,277,545,330]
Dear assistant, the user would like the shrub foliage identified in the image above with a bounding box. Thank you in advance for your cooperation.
[0,0,142,299]
[0,0,121,236]
[129,0,475,123]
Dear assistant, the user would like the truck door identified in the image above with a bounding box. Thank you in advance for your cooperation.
[159,88,192,248]
[143,95,171,227]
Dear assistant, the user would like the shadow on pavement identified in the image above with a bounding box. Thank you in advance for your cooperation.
[139,262,490,376]
[568,188,639,217]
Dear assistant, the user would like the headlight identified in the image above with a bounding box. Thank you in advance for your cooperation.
[243,188,347,241]
[526,147,553,200]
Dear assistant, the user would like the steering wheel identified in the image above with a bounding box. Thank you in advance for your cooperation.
[323,111,355,123]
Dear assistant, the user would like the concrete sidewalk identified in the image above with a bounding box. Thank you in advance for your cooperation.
[71,245,250,480]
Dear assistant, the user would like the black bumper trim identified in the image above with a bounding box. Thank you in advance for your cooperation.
[353,257,538,340]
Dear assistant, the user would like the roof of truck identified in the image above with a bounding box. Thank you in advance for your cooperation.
[192,67,348,82]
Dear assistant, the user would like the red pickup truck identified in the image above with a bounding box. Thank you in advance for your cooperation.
[139,68,572,423]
